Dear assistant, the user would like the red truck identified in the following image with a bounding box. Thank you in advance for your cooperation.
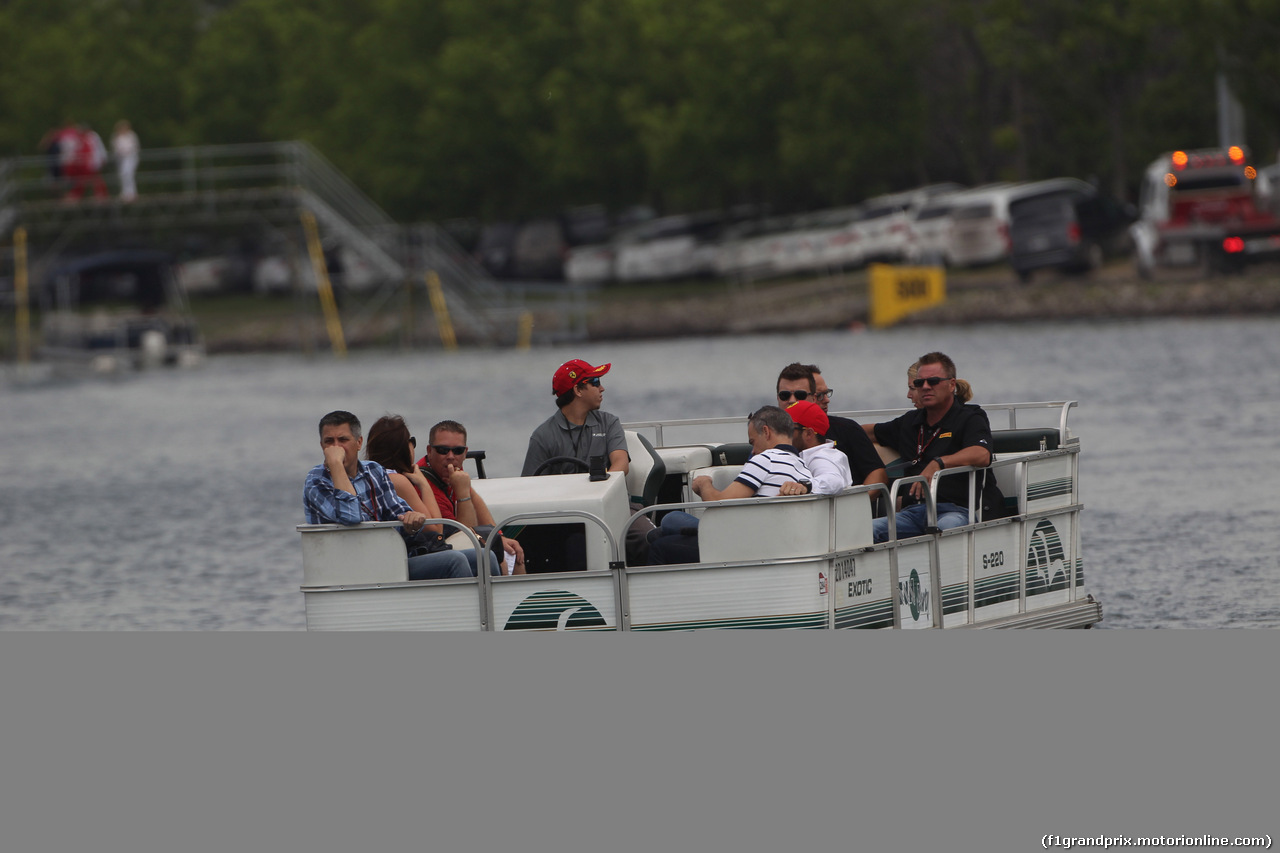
[1131,146,1280,277]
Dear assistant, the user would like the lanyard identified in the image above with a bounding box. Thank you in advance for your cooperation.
[915,423,944,462]
[352,470,380,520]
[570,413,592,458]
[423,467,455,512]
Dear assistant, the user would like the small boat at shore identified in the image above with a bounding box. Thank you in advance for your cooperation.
[298,400,1099,630]
[35,250,204,375]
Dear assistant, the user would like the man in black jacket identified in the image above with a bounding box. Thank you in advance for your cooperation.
[864,352,1005,542]
[775,362,888,494]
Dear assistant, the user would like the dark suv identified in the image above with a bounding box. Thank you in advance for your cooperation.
[1008,180,1134,282]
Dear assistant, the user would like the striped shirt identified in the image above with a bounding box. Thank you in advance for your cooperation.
[734,445,812,497]
[303,460,411,526]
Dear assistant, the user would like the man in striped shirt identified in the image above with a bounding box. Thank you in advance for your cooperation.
[647,406,812,564]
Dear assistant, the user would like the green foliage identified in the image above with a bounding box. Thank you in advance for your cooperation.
[1,0,1276,217]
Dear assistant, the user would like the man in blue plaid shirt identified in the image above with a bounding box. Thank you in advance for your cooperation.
[304,410,471,580]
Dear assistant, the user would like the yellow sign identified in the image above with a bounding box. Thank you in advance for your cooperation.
[868,264,946,328]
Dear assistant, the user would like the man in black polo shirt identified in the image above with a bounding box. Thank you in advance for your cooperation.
[868,351,1005,542]
[775,362,888,493]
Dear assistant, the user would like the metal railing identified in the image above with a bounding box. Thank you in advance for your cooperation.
[1,141,564,347]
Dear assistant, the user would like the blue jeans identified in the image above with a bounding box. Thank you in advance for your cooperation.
[407,549,473,580]
[872,502,970,543]
[658,510,700,535]
[462,548,504,577]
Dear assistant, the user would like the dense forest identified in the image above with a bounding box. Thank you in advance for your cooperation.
[2,0,1277,222]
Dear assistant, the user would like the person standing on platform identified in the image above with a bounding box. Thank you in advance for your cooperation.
[111,120,140,201]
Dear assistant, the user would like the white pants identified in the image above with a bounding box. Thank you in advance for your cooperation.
[118,155,138,200]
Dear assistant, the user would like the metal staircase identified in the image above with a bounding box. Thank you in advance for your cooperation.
[0,141,542,347]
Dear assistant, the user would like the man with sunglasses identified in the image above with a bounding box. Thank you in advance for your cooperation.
[523,358,657,566]
[522,358,629,477]
[416,420,525,573]
[304,410,473,580]
[864,352,1005,542]
[776,363,887,494]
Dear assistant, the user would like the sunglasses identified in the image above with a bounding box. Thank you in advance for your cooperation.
[912,376,951,388]
[430,445,468,456]
[777,389,811,402]
[579,377,602,387]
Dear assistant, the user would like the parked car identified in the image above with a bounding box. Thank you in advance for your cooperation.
[1008,180,1135,282]
[903,193,962,265]
[713,215,797,281]
[614,212,724,282]
[474,222,520,279]
[878,184,965,262]
[512,218,568,280]
[564,242,616,284]
[944,183,1023,267]
[852,193,915,264]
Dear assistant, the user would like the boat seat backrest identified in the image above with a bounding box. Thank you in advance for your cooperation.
[624,430,667,507]
[832,489,875,550]
[299,523,408,586]
[710,442,752,466]
[697,497,832,563]
[991,428,1060,453]
[687,465,742,498]
[989,453,1032,515]
[652,445,714,475]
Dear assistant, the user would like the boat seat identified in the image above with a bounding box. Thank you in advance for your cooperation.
[652,445,714,475]
[710,443,752,466]
[687,465,742,497]
[299,522,408,586]
[624,430,667,507]
[698,496,833,563]
[873,427,1062,479]
[991,428,1060,453]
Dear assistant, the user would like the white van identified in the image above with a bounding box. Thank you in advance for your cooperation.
[903,193,963,265]
[944,183,1022,267]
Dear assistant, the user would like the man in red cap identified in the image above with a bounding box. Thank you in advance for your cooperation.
[784,400,853,495]
[521,358,630,477]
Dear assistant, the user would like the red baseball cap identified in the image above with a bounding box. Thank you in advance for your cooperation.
[552,359,611,396]
[786,400,829,437]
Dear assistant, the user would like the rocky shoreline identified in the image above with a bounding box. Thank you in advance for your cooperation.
[194,262,1280,353]
[579,263,1280,341]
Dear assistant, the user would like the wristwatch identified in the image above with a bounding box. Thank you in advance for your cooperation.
[934,457,946,470]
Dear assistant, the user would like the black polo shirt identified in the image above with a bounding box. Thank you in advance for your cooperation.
[873,401,1004,515]
[825,414,886,485]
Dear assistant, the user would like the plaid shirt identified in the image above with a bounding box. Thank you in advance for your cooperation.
[303,460,412,526]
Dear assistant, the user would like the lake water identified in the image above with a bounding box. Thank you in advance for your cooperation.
[2,315,1277,629]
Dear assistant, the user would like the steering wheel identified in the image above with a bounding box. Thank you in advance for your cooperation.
[531,456,592,476]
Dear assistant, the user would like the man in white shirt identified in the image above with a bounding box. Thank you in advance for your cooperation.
[783,400,853,495]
